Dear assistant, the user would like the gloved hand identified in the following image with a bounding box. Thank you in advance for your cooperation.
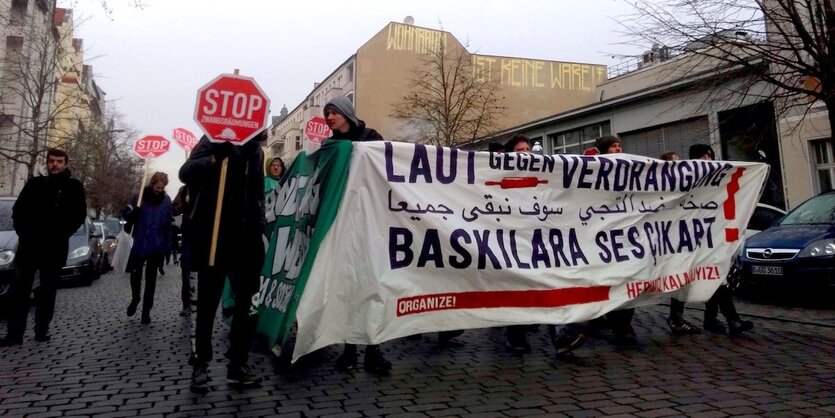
[212,142,240,161]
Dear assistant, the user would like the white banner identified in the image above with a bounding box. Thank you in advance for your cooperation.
[294,141,768,359]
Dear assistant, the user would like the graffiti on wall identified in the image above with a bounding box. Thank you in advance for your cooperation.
[472,56,606,91]
[386,23,448,55]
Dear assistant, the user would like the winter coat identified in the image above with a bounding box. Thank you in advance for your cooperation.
[127,188,173,258]
[13,169,86,266]
[179,136,266,270]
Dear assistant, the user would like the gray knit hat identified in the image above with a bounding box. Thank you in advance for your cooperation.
[323,96,359,128]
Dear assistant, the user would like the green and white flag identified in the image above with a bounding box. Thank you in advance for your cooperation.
[252,140,352,350]
[255,141,768,362]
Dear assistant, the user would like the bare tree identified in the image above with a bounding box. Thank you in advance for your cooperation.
[619,0,835,136]
[63,110,142,217]
[391,42,506,147]
[0,7,88,180]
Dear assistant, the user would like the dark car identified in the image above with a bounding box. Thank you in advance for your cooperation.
[0,197,17,312]
[61,219,105,284]
[739,191,835,290]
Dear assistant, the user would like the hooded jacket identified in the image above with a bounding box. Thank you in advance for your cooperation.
[13,169,86,264]
[179,136,265,270]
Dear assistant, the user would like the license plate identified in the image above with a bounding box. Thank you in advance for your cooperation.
[752,265,783,275]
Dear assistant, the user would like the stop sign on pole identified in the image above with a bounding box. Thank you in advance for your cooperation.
[172,127,199,151]
[305,117,331,144]
[194,74,270,145]
[134,135,171,158]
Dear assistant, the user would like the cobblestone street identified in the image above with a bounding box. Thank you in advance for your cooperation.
[1,270,834,417]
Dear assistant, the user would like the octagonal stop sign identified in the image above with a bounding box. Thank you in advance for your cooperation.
[134,135,171,158]
[194,74,271,145]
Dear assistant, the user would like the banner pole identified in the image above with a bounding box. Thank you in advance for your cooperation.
[136,158,150,208]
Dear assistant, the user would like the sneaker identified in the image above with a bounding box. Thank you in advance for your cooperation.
[703,318,727,334]
[127,300,138,317]
[0,336,23,347]
[227,365,263,386]
[335,351,357,372]
[141,314,151,325]
[552,332,585,355]
[34,333,51,342]
[728,319,753,337]
[179,308,191,317]
[667,317,702,335]
[190,364,210,394]
[364,348,392,376]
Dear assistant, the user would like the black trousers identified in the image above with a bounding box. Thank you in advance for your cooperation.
[705,285,739,322]
[6,259,61,338]
[669,298,685,321]
[194,261,260,368]
[129,254,164,315]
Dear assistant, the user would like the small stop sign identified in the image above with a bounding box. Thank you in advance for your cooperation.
[305,117,331,144]
[172,127,199,151]
[134,135,171,158]
[194,74,270,145]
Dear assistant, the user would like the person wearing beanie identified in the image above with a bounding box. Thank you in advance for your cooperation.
[595,135,622,154]
[323,95,392,376]
[323,96,384,142]
[264,157,285,197]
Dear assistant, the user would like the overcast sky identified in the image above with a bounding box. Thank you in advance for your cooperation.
[64,0,639,194]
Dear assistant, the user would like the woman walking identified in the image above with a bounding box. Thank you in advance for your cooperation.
[124,172,174,324]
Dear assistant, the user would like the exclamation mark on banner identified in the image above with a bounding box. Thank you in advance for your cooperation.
[723,167,746,242]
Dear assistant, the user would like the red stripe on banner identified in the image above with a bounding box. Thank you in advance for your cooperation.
[395,286,611,317]
[723,167,746,243]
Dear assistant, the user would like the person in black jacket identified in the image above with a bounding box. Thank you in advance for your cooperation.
[180,132,267,394]
[1,149,86,346]
[323,96,392,376]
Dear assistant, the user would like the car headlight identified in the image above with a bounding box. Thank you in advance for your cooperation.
[798,239,835,258]
[0,249,14,267]
[68,246,90,259]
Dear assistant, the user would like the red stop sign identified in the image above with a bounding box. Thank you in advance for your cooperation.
[134,135,171,158]
[172,127,199,151]
[305,117,331,144]
[193,74,270,145]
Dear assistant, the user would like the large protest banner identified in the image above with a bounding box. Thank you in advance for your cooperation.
[277,141,768,360]
[252,140,352,350]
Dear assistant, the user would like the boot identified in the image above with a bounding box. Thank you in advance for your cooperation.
[363,346,392,376]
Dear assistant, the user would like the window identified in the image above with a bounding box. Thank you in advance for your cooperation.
[11,0,27,25]
[620,116,709,158]
[347,63,354,82]
[812,139,835,193]
[547,121,610,154]
[295,135,301,150]
[345,91,354,105]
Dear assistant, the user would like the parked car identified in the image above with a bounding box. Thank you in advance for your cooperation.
[61,218,105,285]
[0,197,17,314]
[739,191,835,290]
[93,220,119,272]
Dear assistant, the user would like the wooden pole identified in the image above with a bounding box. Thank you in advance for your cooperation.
[207,68,240,267]
[208,158,228,267]
[136,158,150,208]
